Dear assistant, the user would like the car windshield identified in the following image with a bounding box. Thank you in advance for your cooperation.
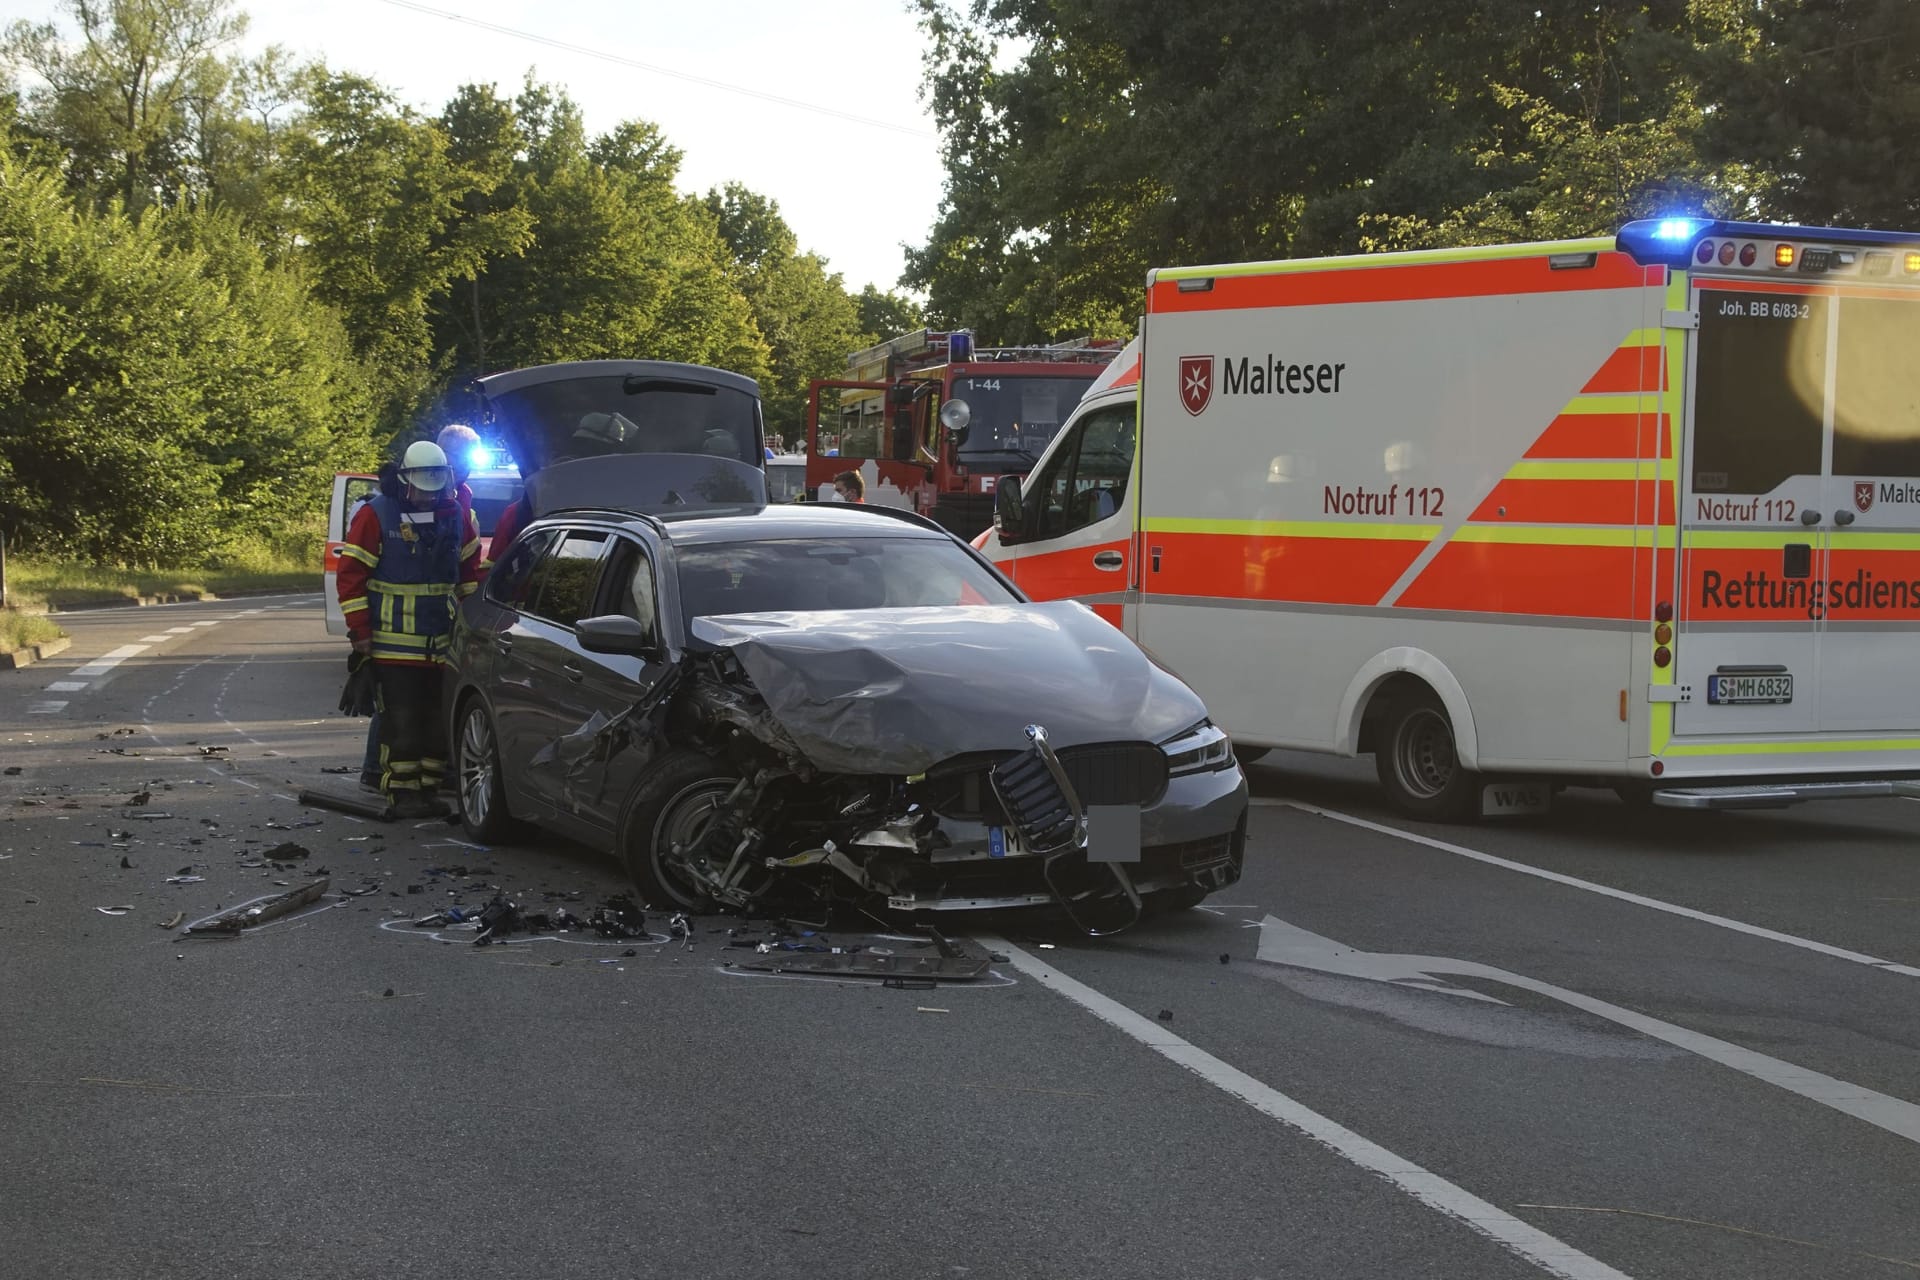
[488,375,761,470]
[675,536,1018,620]
[947,374,1097,459]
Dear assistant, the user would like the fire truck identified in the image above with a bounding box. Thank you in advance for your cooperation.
[805,329,1119,537]
[981,218,1920,819]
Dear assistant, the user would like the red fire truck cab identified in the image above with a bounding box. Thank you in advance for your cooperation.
[805,329,1118,537]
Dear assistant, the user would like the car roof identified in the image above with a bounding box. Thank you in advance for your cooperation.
[531,501,953,546]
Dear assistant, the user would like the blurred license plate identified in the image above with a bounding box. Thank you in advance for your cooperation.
[1707,673,1792,705]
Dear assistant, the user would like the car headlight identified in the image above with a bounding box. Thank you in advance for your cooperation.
[1160,720,1233,775]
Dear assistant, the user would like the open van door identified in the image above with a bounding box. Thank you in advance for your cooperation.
[323,472,378,636]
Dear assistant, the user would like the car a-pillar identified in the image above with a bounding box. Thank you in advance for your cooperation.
[1359,672,1483,821]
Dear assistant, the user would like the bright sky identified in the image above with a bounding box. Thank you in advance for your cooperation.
[1,0,948,294]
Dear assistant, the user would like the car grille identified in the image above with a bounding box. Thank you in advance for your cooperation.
[924,741,1168,823]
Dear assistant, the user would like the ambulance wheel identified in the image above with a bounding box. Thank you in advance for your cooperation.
[1376,692,1478,822]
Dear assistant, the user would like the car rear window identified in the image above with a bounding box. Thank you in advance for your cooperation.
[675,537,1015,618]
[488,377,760,469]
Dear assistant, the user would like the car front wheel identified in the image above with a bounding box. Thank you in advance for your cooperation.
[456,698,519,843]
[619,750,742,912]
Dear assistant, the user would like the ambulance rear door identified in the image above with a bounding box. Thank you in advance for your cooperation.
[1674,256,1920,737]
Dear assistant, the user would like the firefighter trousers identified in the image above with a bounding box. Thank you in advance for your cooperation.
[375,663,446,796]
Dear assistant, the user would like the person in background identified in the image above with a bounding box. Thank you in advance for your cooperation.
[357,458,402,791]
[437,423,482,533]
[336,441,483,817]
[833,470,865,503]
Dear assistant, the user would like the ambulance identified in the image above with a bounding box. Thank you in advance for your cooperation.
[981,218,1920,818]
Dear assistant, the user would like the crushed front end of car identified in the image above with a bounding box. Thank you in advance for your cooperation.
[613,603,1248,935]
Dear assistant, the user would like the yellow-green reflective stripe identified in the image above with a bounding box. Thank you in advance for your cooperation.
[1153,237,1612,281]
[1829,532,1920,550]
[368,580,455,596]
[371,631,431,648]
[1665,738,1920,757]
[1506,460,1676,481]
[1651,269,1689,749]
[1557,393,1664,416]
[338,544,377,567]
[1453,525,1650,547]
[1144,518,1440,541]
[1684,530,1806,549]
[1622,328,1662,347]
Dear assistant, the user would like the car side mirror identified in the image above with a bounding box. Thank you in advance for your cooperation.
[576,614,660,658]
[994,475,1025,542]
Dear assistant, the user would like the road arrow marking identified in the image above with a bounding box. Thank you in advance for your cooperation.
[1257,915,1920,1146]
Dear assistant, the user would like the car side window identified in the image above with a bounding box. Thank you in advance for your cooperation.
[526,530,609,628]
[601,537,661,649]
[483,528,555,608]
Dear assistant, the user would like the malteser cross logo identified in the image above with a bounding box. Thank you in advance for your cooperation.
[1179,355,1213,416]
[1855,481,1876,514]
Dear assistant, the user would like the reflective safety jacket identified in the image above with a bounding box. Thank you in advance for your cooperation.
[336,494,483,665]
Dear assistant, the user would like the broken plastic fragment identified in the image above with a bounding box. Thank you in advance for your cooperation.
[95,905,134,916]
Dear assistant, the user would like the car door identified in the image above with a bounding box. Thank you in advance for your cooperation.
[995,401,1138,627]
[468,527,560,813]
[510,527,613,838]
[549,534,676,844]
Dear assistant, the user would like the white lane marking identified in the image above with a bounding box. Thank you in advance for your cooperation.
[1257,915,1920,1146]
[69,644,149,678]
[28,701,68,715]
[983,936,1634,1280]
[1265,800,1920,980]
[165,627,194,634]
[190,621,218,628]
[43,681,88,693]
[137,634,171,643]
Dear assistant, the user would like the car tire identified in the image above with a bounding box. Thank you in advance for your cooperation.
[454,697,521,844]
[619,750,742,912]
[1375,690,1479,822]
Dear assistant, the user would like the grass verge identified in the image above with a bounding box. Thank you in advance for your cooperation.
[1,608,65,653]
[6,523,322,611]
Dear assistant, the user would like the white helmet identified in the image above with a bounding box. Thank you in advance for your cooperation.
[400,440,452,494]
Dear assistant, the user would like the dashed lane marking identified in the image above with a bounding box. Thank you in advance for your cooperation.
[1264,799,1920,980]
[69,643,149,678]
[138,635,171,643]
[43,682,87,693]
[27,702,67,715]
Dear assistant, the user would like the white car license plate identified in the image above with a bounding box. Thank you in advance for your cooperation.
[1707,673,1793,705]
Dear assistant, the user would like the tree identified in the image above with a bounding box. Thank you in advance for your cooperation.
[906,1,1768,332]
[277,68,532,438]
[854,284,924,345]
[703,182,862,438]
[423,79,770,426]
[3,0,248,211]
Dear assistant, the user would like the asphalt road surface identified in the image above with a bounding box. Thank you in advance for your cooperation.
[3,594,1917,1279]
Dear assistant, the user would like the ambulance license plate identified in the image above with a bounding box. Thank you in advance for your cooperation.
[1707,673,1793,705]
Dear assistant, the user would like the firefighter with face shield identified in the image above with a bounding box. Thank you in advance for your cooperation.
[335,441,484,816]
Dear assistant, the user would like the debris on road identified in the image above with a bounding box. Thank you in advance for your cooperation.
[119,856,134,869]
[261,842,310,861]
[127,791,151,806]
[3,766,20,776]
[133,812,172,820]
[158,912,184,929]
[166,875,205,885]
[183,879,330,935]
[95,906,134,916]
[297,787,393,822]
[726,928,994,981]
[320,766,354,775]
[197,745,229,756]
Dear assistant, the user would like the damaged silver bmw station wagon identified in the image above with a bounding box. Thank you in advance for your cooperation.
[448,361,1247,934]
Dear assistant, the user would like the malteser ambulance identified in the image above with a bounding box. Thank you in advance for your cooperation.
[981,219,1920,818]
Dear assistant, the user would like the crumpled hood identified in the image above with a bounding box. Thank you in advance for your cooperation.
[688,600,1207,775]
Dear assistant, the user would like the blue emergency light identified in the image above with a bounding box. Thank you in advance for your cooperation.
[467,444,494,471]
[948,330,973,362]
[1618,217,1920,268]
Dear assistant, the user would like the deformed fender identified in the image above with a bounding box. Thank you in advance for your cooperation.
[1332,648,1480,770]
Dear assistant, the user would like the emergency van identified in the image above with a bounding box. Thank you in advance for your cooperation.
[981,219,1920,817]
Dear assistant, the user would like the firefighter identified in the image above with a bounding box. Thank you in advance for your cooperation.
[335,441,483,817]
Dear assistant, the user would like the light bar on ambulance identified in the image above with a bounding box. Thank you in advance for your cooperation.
[1617,218,1920,271]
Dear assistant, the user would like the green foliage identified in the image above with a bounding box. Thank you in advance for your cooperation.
[704,182,863,438]
[854,284,925,346]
